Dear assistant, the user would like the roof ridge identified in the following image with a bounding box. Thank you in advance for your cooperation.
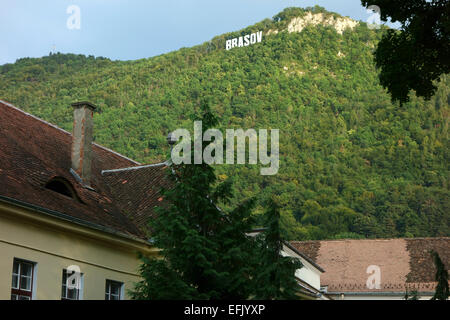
[101,161,168,175]
[291,237,450,243]
[0,99,141,165]
[0,99,72,135]
[94,144,141,165]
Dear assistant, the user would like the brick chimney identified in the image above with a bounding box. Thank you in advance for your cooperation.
[71,101,96,187]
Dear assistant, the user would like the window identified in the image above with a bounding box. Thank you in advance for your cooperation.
[105,280,123,300]
[11,259,35,300]
[45,177,77,199]
[61,269,82,300]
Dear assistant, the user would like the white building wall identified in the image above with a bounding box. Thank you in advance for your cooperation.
[281,245,322,291]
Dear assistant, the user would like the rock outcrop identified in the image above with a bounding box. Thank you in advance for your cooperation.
[267,12,359,36]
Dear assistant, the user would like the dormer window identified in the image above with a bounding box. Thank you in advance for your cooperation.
[45,177,77,199]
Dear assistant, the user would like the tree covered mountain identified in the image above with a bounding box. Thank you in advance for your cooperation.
[1,6,448,240]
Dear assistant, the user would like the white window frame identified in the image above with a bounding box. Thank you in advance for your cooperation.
[61,269,84,300]
[105,279,124,300]
[11,258,37,300]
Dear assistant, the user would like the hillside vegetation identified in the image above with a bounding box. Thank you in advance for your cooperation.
[1,6,448,240]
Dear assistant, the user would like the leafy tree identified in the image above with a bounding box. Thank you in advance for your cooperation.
[431,250,449,300]
[361,0,450,103]
[1,7,449,241]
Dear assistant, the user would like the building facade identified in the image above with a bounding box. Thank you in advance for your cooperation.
[0,100,167,299]
[0,100,323,300]
[4,99,445,300]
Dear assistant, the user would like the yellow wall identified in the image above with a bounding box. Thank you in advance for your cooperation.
[0,201,156,300]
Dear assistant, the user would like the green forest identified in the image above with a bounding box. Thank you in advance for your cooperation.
[1,6,448,240]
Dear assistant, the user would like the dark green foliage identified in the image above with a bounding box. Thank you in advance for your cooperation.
[253,199,303,299]
[404,288,420,300]
[130,104,301,300]
[0,7,448,240]
[130,256,198,299]
[130,103,259,299]
[431,251,449,300]
[361,0,450,104]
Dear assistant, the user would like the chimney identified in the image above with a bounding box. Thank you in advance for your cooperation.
[71,101,96,187]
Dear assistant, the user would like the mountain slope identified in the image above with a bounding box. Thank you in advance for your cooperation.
[1,6,448,240]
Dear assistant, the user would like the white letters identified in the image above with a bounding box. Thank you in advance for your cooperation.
[66,5,81,30]
[256,31,262,43]
[226,129,257,165]
[171,129,191,165]
[229,305,266,316]
[244,35,250,46]
[66,265,81,290]
[203,129,223,165]
[226,31,263,50]
[238,36,244,47]
[366,265,381,289]
[366,5,381,30]
[194,121,203,164]
[226,40,232,50]
[185,305,218,317]
[258,129,279,176]
[171,122,279,175]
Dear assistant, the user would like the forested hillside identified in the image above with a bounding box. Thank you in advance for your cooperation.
[1,7,448,240]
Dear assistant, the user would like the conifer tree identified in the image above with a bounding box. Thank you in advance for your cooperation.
[252,199,303,299]
[431,251,449,300]
[130,102,257,299]
[404,287,419,300]
[130,103,304,300]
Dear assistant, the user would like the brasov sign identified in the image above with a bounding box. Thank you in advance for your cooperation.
[226,31,262,50]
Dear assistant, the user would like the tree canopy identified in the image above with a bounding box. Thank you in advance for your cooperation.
[1,7,448,240]
[362,0,450,103]
[130,104,300,299]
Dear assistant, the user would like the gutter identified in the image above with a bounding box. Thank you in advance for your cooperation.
[0,195,155,250]
[328,291,435,296]
[297,280,321,297]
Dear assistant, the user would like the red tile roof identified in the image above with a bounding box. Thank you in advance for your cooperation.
[290,238,450,293]
[101,164,172,233]
[0,100,169,240]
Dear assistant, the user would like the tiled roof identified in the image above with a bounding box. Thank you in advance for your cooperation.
[290,238,450,293]
[0,100,169,239]
[101,164,171,233]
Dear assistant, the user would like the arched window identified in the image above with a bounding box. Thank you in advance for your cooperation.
[45,177,77,199]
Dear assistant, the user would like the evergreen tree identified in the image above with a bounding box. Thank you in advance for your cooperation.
[253,199,303,299]
[130,102,258,299]
[404,287,420,300]
[431,251,449,300]
[130,103,303,300]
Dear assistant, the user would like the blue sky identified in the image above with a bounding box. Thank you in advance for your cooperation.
[1,0,387,65]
